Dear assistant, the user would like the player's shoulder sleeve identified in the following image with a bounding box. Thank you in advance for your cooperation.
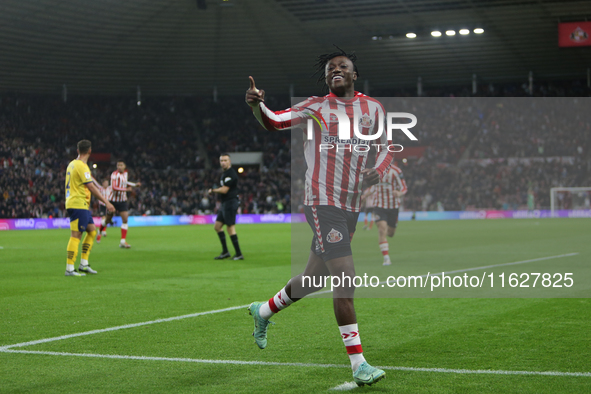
[292,96,322,111]
[74,160,93,184]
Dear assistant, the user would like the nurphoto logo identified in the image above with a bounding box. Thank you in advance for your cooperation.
[305,109,418,152]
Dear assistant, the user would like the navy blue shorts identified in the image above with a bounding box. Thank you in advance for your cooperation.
[304,205,359,262]
[67,208,93,232]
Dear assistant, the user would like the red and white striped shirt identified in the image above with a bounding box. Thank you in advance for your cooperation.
[375,165,407,209]
[92,178,113,206]
[252,91,393,212]
[362,185,377,209]
[110,170,136,202]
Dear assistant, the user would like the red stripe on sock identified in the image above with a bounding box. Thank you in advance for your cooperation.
[346,344,363,355]
[382,250,389,256]
[121,228,128,239]
[268,297,279,314]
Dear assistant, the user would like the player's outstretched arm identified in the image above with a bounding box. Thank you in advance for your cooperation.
[245,76,265,107]
[245,77,296,131]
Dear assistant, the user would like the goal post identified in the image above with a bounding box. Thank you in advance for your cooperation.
[550,187,591,216]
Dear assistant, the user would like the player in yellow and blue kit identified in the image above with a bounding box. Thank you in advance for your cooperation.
[64,140,115,276]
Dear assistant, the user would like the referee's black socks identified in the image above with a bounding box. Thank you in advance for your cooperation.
[230,234,242,256]
[217,231,228,254]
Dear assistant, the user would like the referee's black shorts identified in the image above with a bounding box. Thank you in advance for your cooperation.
[304,205,359,262]
[216,199,239,226]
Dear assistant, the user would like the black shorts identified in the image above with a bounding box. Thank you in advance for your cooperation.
[374,207,399,228]
[216,199,239,226]
[98,205,106,216]
[110,201,129,213]
[304,205,359,262]
[364,206,374,214]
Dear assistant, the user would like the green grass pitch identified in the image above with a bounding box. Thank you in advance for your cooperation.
[1,219,590,393]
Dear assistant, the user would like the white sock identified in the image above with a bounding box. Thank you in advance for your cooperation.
[339,323,366,371]
[384,255,391,264]
[66,264,75,272]
[349,353,366,372]
[259,302,274,320]
[379,241,389,255]
[80,259,89,267]
[260,286,293,320]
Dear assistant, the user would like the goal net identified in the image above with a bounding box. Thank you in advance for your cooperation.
[550,187,591,215]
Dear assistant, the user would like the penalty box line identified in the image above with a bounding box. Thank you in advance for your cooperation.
[312,252,579,295]
[1,348,591,378]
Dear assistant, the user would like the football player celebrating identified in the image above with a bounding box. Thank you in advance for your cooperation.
[245,47,392,386]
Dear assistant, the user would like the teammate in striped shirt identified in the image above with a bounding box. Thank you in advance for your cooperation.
[374,163,407,266]
[361,185,376,230]
[245,48,390,386]
[105,160,141,248]
[93,179,112,243]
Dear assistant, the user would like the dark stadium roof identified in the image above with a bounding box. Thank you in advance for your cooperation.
[1,0,590,96]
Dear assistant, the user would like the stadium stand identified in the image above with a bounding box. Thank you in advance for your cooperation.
[1,80,589,218]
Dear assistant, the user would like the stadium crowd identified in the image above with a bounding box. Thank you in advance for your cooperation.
[1,79,590,218]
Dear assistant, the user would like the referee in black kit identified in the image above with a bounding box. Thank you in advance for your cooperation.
[208,153,244,260]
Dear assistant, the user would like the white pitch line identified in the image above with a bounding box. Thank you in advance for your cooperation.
[1,349,590,378]
[313,252,579,295]
[1,304,249,350]
[330,381,358,391]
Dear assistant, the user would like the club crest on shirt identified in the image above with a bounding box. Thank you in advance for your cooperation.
[359,114,373,128]
[326,228,343,243]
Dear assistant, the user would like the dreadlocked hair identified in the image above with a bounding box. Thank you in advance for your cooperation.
[313,45,359,93]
